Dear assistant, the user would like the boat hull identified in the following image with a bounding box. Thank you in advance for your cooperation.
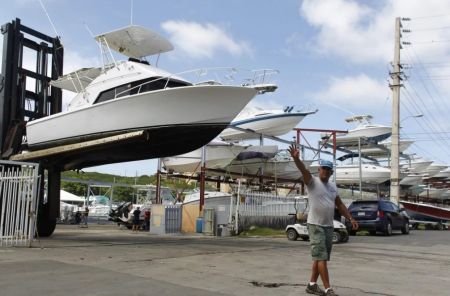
[335,165,391,185]
[220,113,307,140]
[26,85,257,149]
[162,143,247,173]
[223,158,312,180]
[25,124,231,170]
[400,174,424,186]
[336,126,391,143]
[400,201,450,222]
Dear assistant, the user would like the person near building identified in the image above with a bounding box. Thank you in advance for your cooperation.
[144,209,151,232]
[132,207,141,232]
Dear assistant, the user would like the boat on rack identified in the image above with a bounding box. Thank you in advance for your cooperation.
[401,157,433,173]
[223,148,313,180]
[330,115,391,144]
[219,106,317,141]
[420,164,449,178]
[25,26,261,166]
[354,139,414,156]
[161,140,247,173]
[183,190,232,206]
[418,187,448,199]
[400,200,450,222]
[432,168,450,179]
[310,162,392,185]
[399,173,425,186]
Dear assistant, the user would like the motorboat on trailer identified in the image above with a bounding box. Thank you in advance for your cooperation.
[161,140,248,173]
[25,25,261,164]
[400,200,450,223]
[219,106,317,141]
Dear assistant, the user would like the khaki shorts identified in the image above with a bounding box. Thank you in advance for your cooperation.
[307,224,333,261]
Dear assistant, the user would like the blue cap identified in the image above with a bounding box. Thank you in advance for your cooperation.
[319,159,334,169]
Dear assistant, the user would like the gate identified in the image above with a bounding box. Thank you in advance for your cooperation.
[165,205,182,233]
[0,160,40,247]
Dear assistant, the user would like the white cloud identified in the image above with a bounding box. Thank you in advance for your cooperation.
[161,20,251,59]
[313,74,389,109]
[299,0,450,64]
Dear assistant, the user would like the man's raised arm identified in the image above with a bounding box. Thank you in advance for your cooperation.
[288,144,312,184]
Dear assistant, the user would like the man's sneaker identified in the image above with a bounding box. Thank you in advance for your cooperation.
[325,288,338,296]
[305,283,325,295]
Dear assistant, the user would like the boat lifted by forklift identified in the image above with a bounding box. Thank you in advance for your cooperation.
[24,25,260,169]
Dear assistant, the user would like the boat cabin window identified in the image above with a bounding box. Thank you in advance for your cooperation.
[95,77,191,104]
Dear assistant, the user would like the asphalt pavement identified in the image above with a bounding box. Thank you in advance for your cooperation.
[0,224,448,296]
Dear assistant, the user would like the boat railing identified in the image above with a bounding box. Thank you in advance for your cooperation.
[114,67,279,99]
[283,104,318,114]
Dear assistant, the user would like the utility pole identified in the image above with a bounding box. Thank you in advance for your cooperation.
[390,17,404,204]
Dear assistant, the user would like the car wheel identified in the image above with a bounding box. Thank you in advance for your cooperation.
[383,220,392,236]
[332,231,341,244]
[340,232,349,243]
[286,229,298,241]
[401,221,410,234]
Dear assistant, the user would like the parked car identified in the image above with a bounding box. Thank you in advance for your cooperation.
[345,199,410,236]
[285,220,349,243]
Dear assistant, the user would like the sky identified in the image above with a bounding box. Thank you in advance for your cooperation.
[2,0,450,176]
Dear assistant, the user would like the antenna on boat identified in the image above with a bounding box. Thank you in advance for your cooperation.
[38,0,64,77]
[130,0,134,25]
[38,0,60,38]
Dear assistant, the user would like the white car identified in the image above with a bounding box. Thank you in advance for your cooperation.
[285,220,349,243]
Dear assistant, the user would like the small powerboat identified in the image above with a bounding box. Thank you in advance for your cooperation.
[219,106,317,140]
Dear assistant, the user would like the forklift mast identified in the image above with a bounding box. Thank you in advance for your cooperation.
[0,18,63,158]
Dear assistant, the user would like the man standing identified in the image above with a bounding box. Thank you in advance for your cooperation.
[132,207,141,232]
[289,144,358,296]
[144,209,151,232]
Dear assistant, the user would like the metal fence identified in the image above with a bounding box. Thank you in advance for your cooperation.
[236,191,308,230]
[0,160,40,247]
[165,205,182,233]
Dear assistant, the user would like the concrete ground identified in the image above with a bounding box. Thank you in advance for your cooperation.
[0,224,449,296]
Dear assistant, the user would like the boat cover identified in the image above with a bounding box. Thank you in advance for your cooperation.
[95,25,174,58]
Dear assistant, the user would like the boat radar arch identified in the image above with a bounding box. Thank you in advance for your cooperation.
[94,25,174,59]
[345,115,373,123]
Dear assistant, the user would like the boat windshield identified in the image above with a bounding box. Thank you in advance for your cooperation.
[94,77,191,104]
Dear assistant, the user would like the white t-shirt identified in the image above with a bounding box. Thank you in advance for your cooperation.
[306,176,337,227]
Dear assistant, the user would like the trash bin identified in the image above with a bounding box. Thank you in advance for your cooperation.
[196,217,203,233]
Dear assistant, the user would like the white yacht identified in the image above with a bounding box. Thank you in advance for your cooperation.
[329,115,391,144]
[219,106,317,141]
[26,26,259,160]
[310,162,391,185]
